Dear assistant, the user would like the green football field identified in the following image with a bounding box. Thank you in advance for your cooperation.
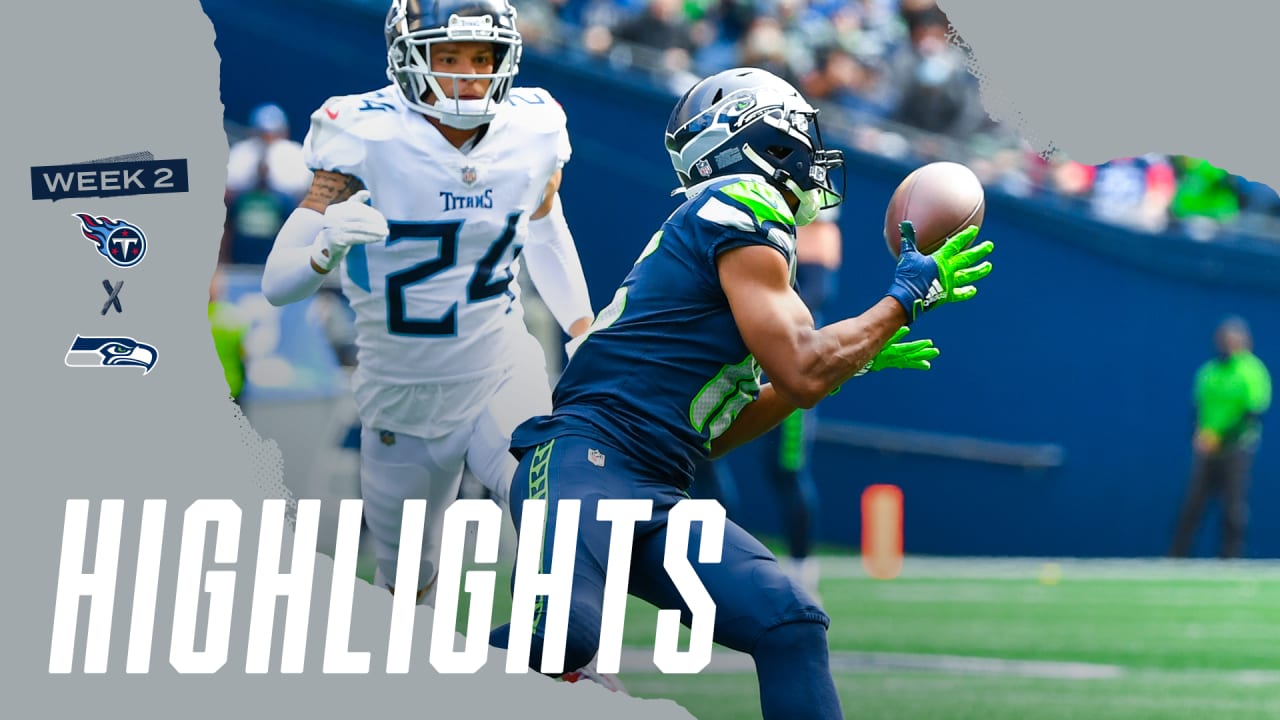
[360,543,1280,719]
[614,556,1280,720]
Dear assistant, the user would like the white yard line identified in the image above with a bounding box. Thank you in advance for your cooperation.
[617,647,1280,685]
[814,555,1280,581]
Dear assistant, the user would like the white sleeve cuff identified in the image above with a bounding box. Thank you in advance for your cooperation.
[523,194,593,333]
[261,207,329,306]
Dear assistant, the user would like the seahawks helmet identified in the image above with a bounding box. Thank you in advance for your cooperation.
[385,0,522,129]
[665,68,845,225]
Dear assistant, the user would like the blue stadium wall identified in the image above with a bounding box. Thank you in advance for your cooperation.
[202,0,1280,558]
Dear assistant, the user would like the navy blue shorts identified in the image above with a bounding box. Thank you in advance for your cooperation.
[507,434,829,663]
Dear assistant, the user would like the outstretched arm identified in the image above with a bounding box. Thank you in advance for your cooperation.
[709,224,992,456]
[261,171,382,306]
[719,244,907,410]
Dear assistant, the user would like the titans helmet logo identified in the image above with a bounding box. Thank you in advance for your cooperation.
[74,213,147,268]
[64,335,158,374]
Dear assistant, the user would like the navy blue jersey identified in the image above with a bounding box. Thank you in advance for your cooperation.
[511,175,798,488]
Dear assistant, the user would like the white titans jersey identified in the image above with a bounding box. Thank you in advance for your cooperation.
[303,84,570,384]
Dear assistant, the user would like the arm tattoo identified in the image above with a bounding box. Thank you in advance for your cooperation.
[301,170,365,212]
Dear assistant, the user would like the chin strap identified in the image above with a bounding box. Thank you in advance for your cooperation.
[740,144,818,225]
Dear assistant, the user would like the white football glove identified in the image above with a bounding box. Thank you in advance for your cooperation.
[310,189,388,272]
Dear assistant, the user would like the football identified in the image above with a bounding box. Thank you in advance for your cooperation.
[883,161,986,258]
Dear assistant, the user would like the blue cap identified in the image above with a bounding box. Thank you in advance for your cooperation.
[250,103,288,134]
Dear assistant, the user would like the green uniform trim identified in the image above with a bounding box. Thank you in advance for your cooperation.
[718,179,796,228]
[526,439,555,633]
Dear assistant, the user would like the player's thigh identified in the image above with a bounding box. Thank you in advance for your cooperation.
[359,427,467,565]
[629,503,828,654]
[467,357,554,502]
[507,436,634,643]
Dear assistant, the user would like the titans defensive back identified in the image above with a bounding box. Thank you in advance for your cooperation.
[261,0,594,608]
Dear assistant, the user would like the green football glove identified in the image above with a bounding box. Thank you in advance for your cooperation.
[830,327,939,395]
[854,326,940,377]
[886,222,995,324]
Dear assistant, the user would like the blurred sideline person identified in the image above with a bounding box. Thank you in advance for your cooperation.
[222,103,313,265]
[261,0,594,608]
[756,206,842,597]
[226,103,313,202]
[490,67,994,719]
[1170,317,1271,559]
[208,268,249,404]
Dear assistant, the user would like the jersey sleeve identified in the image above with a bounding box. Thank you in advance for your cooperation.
[300,94,371,178]
[698,178,797,268]
[1245,355,1272,413]
[556,125,572,169]
[508,86,571,168]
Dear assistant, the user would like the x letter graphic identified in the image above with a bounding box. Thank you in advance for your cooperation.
[101,279,123,315]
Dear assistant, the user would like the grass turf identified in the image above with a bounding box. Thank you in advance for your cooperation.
[358,537,1280,719]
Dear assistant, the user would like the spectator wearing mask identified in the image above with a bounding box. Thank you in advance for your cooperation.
[888,5,988,138]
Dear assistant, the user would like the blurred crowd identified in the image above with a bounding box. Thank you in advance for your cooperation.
[512,0,1280,242]
[223,0,1280,270]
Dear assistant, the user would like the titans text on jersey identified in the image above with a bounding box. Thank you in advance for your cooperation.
[302,85,571,390]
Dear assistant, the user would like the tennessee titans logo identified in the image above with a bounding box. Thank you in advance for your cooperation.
[64,335,158,374]
[74,213,147,267]
[461,166,478,186]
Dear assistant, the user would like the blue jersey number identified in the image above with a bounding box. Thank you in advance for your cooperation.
[385,213,522,337]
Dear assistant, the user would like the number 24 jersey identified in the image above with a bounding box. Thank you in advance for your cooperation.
[302,84,570,384]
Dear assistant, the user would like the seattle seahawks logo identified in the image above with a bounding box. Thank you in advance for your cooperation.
[74,213,147,268]
[64,335,158,374]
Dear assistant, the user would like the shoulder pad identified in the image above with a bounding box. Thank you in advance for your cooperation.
[504,87,568,133]
[710,177,796,229]
[302,87,401,173]
[501,87,571,166]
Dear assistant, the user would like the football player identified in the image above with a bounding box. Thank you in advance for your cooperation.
[260,0,594,608]
[490,67,994,718]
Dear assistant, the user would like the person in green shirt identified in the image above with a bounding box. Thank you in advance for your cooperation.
[1170,317,1271,558]
[208,269,249,403]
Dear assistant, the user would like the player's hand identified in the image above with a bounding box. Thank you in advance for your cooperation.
[853,326,940,377]
[1193,428,1221,455]
[886,222,994,324]
[311,190,388,272]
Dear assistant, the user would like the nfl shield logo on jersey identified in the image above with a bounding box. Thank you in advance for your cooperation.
[461,166,478,186]
[587,448,606,467]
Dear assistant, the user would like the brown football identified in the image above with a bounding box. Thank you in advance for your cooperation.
[883,161,986,258]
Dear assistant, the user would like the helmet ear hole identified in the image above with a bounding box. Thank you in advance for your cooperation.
[766,145,793,161]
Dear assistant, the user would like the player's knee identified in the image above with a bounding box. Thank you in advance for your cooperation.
[561,618,600,673]
[515,606,602,675]
[752,619,829,659]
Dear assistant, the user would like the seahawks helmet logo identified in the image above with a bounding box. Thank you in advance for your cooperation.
[64,335,158,374]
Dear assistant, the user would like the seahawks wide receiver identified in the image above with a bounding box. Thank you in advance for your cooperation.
[491,67,994,719]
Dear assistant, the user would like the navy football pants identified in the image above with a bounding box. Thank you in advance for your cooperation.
[491,434,830,672]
